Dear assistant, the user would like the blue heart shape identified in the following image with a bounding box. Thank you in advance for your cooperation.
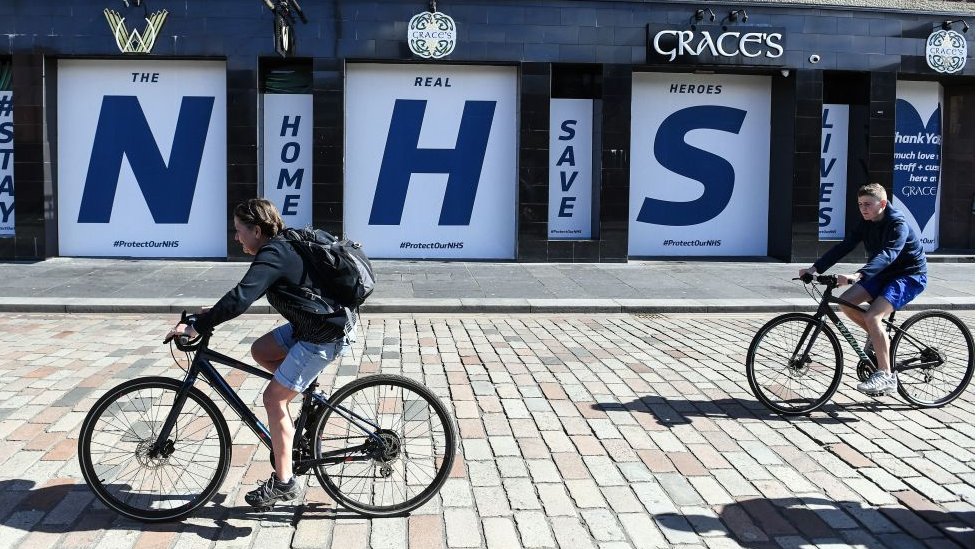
[894,100,940,231]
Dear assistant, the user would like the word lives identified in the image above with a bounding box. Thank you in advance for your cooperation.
[818,108,843,228]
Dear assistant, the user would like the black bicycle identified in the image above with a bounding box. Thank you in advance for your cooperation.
[746,274,974,415]
[78,312,457,522]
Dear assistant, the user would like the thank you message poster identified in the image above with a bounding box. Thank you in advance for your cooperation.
[549,99,593,240]
[819,104,848,240]
[629,73,770,256]
[893,81,941,252]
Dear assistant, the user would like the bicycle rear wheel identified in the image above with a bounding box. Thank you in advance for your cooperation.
[746,313,844,415]
[311,374,456,517]
[893,311,975,407]
[78,377,231,522]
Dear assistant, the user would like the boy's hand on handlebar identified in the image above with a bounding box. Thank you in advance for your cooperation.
[798,267,816,283]
[837,273,860,286]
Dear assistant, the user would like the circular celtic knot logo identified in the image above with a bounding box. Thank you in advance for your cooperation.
[408,11,456,59]
[926,29,968,74]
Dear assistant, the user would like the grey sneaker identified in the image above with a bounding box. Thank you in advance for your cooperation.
[856,371,898,396]
[245,474,305,508]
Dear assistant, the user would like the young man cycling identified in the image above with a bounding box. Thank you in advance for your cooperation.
[799,183,927,396]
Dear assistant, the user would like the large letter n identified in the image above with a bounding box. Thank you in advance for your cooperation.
[78,95,214,223]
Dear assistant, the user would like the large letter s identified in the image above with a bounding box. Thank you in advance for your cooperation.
[637,105,746,226]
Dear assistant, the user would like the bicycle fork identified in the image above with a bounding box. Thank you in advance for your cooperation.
[790,320,825,369]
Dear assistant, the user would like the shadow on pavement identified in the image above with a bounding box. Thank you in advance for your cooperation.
[594,396,872,426]
[668,495,974,549]
[1,479,369,539]
[0,479,251,539]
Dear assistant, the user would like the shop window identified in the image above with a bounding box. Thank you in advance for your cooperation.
[260,58,312,94]
[552,64,602,99]
[259,58,313,228]
[0,60,11,91]
[824,71,869,105]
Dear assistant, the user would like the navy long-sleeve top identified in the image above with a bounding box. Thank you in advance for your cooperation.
[813,206,927,283]
[193,236,345,344]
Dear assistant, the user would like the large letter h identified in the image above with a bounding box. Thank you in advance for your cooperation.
[369,99,495,225]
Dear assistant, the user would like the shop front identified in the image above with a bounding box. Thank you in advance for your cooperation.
[0,0,971,262]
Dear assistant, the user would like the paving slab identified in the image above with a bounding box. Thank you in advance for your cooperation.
[0,311,972,548]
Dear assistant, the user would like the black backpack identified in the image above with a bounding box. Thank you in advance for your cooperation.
[281,227,375,309]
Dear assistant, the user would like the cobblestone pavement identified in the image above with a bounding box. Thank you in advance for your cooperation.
[0,312,973,549]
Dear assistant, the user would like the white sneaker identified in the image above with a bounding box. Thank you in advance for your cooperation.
[856,371,897,396]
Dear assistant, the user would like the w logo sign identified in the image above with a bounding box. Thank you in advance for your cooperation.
[104,9,168,54]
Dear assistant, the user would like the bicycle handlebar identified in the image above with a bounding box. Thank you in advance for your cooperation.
[795,273,851,286]
[163,310,206,351]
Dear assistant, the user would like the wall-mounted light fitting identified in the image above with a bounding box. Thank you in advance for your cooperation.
[694,8,715,22]
[728,9,748,23]
[941,19,970,32]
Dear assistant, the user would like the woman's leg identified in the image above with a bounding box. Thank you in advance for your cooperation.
[263,379,299,482]
[252,330,289,373]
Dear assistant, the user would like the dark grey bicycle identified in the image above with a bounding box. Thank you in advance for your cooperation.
[746,274,974,415]
[78,312,456,522]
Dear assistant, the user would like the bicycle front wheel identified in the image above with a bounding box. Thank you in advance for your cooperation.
[312,374,457,518]
[893,311,975,407]
[746,313,844,415]
[78,377,231,522]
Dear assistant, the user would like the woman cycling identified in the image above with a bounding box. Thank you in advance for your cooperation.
[168,198,351,508]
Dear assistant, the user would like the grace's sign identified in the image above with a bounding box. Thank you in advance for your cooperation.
[648,26,785,64]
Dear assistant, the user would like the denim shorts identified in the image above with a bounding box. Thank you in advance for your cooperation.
[860,274,927,311]
[270,323,348,392]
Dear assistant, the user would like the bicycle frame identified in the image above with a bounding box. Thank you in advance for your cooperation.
[149,335,385,473]
[803,284,942,373]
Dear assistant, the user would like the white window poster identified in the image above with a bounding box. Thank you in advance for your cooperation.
[629,73,771,256]
[0,90,12,237]
[344,64,517,259]
[549,99,593,240]
[263,93,313,229]
[57,59,227,257]
[894,81,942,252]
[819,104,849,240]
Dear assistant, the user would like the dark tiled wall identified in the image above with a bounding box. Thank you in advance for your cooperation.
[768,73,796,261]
[226,57,260,260]
[312,58,344,240]
[789,70,824,263]
[517,63,550,262]
[598,65,630,263]
[868,72,897,192]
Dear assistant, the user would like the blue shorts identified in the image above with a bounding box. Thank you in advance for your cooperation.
[270,323,349,392]
[859,274,927,311]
